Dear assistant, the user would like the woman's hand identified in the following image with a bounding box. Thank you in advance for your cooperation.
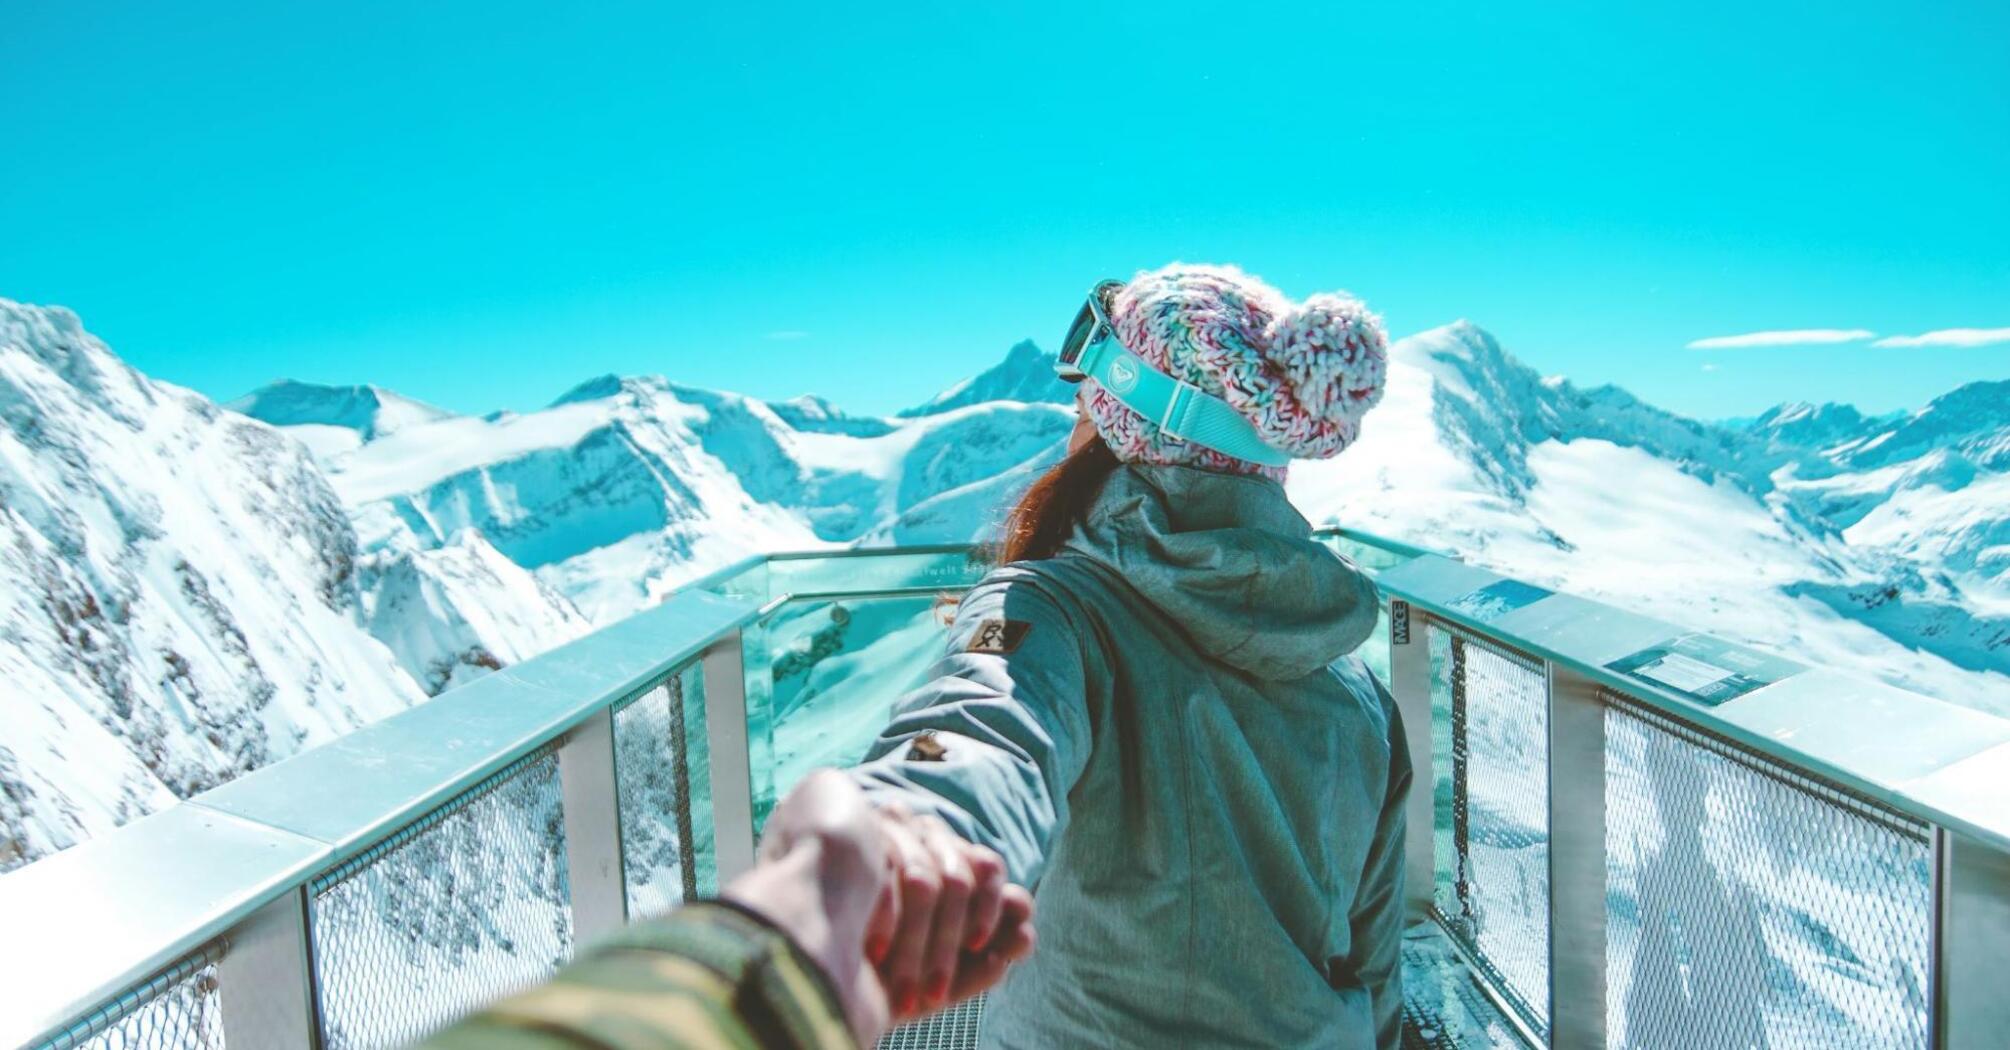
[731,771,1037,1044]
[867,803,1037,1023]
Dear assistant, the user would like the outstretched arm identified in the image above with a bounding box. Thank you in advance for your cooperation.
[845,572,1094,1017]
[849,572,1095,888]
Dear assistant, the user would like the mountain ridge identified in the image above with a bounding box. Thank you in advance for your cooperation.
[2,296,2003,871]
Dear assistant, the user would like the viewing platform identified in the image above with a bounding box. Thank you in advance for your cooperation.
[3,534,2006,1049]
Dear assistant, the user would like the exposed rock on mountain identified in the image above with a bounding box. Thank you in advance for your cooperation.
[0,300,424,869]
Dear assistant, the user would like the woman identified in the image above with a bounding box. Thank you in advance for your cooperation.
[845,264,1411,1048]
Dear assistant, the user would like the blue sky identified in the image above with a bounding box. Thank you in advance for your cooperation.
[3,1,2006,420]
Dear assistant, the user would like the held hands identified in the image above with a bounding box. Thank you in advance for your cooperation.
[729,771,1035,1045]
[866,803,1036,1025]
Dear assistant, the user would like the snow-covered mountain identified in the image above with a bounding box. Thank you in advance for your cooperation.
[1286,322,2008,713]
[254,372,1075,624]
[362,530,592,694]
[226,380,457,461]
[4,297,2003,872]
[251,319,2002,710]
[0,301,427,870]
[895,339,1073,417]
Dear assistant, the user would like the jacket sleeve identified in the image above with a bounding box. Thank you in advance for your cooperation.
[1349,679,1413,1050]
[409,900,853,1050]
[847,572,1094,888]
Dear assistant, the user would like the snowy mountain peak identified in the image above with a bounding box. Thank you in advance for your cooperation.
[361,530,589,695]
[549,373,669,408]
[1874,380,2010,471]
[898,339,1072,417]
[763,393,897,437]
[5,299,2004,877]
[229,380,455,440]
[0,299,425,870]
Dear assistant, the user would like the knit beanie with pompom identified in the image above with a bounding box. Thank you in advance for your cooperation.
[1078,263,1389,481]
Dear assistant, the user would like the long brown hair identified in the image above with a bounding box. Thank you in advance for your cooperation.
[998,435,1120,563]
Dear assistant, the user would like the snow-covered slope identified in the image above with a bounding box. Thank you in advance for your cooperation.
[0,301,427,870]
[256,373,1076,624]
[1287,322,2008,712]
[239,319,2000,711]
[5,297,2000,872]
[360,530,593,694]
[226,380,456,462]
[895,339,1073,417]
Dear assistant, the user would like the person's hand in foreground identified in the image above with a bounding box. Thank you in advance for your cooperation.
[721,770,892,1044]
[733,771,1036,1043]
[861,801,1036,1025]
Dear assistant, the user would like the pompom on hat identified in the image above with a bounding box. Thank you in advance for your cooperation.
[1078,263,1389,480]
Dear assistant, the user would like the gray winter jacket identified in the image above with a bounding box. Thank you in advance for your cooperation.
[851,464,1410,1049]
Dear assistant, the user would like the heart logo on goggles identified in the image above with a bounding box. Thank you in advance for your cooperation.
[1106,355,1140,394]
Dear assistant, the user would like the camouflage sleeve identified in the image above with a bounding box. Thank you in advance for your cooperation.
[411,899,857,1050]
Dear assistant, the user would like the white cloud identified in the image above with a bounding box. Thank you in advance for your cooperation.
[1870,327,2010,348]
[765,330,810,341]
[1701,363,1719,372]
[1686,329,1875,350]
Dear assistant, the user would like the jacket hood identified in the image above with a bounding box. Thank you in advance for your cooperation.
[1060,464,1379,679]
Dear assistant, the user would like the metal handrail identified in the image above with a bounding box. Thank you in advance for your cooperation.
[0,587,761,1049]
[1368,550,2010,855]
[1,531,2004,1048]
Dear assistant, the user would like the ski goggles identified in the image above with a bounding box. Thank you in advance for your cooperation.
[1054,280,1290,468]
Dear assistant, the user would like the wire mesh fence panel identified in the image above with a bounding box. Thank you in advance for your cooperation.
[613,674,697,919]
[33,946,224,1050]
[1602,695,1932,1050]
[877,995,985,1050]
[1429,625,1549,1034]
[307,749,573,1049]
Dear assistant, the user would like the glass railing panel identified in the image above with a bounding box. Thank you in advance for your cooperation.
[1602,693,1932,1049]
[1316,531,1421,577]
[768,547,992,598]
[742,615,780,829]
[687,555,771,606]
[678,660,720,897]
[758,594,952,817]
[305,748,572,1048]
[1430,625,1550,1035]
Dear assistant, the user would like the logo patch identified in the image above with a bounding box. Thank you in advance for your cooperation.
[1106,355,1140,394]
[966,618,1032,655]
[905,731,949,763]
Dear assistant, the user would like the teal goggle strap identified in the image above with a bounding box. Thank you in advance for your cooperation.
[1075,331,1290,468]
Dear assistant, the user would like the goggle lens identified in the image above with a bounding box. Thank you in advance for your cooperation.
[1056,280,1123,382]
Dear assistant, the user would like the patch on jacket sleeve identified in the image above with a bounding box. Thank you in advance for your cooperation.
[905,731,948,762]
[965,618,1032,655]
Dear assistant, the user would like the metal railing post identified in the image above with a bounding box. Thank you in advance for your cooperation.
[1546,666,1607,1050]
[1936,829,2010,1048]
[559,707,628,942]
[1386,600,1435,920]
[703,631,759,883]
[218,888,319,1048]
